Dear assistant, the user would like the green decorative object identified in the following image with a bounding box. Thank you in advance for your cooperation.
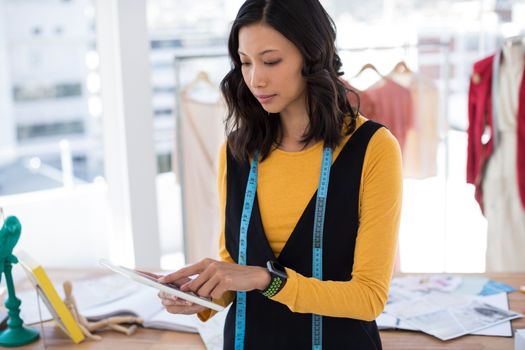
[0,211,39,347]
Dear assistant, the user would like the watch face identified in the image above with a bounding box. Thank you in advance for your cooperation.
[269,261,287,279]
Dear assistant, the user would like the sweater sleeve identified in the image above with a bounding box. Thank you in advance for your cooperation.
[270,127,402,321]
[198,141,235,322]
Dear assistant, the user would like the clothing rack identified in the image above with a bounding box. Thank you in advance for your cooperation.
[339,42,452,271]
[338,42,450,52]
[173,48,228,263]
[172,42,452,265]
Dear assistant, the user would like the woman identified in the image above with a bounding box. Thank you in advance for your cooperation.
[157,0,402,348]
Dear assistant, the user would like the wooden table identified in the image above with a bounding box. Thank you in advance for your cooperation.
[380,273,525,350]
[10,271,525,349]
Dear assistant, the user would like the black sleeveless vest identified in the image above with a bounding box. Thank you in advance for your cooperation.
[224,121,384,350]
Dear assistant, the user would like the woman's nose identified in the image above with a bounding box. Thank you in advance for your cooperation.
[249,67,266,88]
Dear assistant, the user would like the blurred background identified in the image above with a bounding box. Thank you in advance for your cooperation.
[0,0,524,272]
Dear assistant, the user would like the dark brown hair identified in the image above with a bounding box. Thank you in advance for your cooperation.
[220,0,359,162]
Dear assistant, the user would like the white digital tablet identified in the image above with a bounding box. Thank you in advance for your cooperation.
[99,259,224,312]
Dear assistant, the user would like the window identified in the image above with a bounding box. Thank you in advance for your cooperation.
[13,82,83,102]
[0,0,108,267]
[17,120,85,140]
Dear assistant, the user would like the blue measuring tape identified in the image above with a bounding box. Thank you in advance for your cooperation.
[235,147,332,350]
[234,150,259,350]
[312,147,332,350]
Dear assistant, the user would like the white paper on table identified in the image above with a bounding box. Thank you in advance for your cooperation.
[515,329,525,350]
[471,293,512,336]
[384,292,521,340]
[455,276,489,295]
[145,309,199,333]
[379,292,515,336]
[376,312,418,331]
[390,275,462,293]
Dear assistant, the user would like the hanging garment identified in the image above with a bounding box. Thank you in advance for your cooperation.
[389,72,440,179]
[365,79,414,151]
[482,44,525,272]
[467,50,525,212]
[175,90,226,263]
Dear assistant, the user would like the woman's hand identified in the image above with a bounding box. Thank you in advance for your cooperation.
[141,270,207,315]
[158,258,271,299]
[157,291,209,315]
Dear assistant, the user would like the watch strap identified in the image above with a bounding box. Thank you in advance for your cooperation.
[261,274,286,298]
[260,262,287,298]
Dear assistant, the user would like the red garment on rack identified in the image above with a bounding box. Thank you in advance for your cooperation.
[467,54,525,211]
[365,79,414,151]
[519,69,525,209]
[341,79,376,118]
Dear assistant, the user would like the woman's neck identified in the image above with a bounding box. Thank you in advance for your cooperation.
[278,109,313,152]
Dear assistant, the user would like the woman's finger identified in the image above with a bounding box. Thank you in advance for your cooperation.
[159,258,216,284]
[184,263,216,293]
[165,304,192,314]
[161,297,192,307]
[158,291,171,299]
[158,291,196,306]
[195,274,222,298]
[158,291,181,300]
[164,277,192,288]
[165,304,207,315]
[209,281,228,300]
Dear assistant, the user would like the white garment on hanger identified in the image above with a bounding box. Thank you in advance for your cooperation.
[175,89,226,263]
[390,72,440,179]
[483,43,525,272]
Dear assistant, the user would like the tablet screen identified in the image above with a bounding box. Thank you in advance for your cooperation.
[99,259,224,311]
[134,269,192,293]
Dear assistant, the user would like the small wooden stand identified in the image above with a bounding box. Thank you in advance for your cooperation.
[62,281,144,341]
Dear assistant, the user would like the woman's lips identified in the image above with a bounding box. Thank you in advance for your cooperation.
[256,94,276,104]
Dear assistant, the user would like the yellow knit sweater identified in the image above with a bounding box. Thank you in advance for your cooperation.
[199,115,402,322]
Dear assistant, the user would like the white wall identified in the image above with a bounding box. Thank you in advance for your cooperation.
[3,184,110,268]
[1,173,183,269]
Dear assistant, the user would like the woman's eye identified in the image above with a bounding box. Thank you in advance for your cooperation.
[241,62,251,66]
[265,60,281,66]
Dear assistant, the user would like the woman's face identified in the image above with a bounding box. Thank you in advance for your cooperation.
[238,22,306,115]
